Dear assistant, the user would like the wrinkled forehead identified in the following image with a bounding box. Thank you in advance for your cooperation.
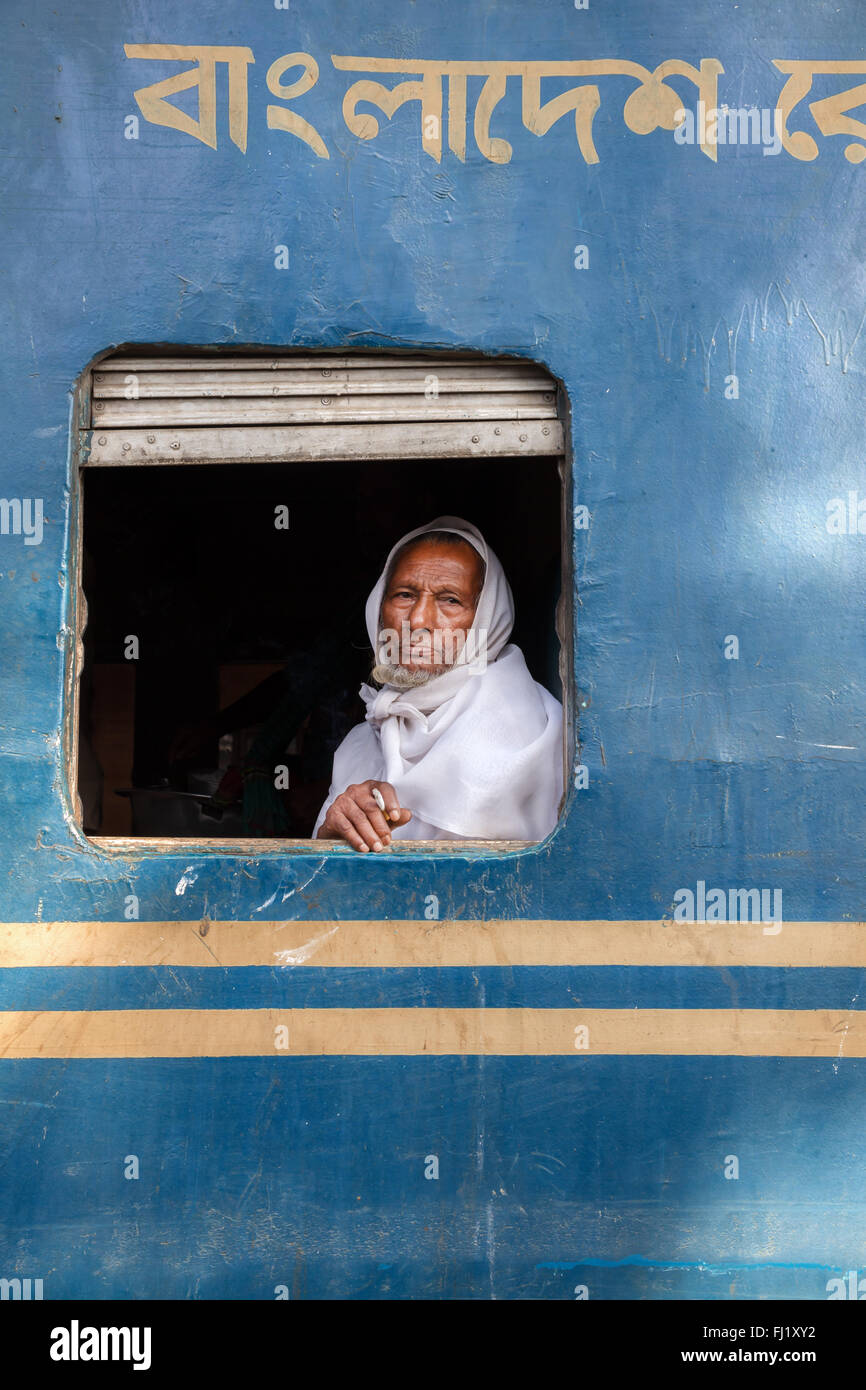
[384,535,485,591]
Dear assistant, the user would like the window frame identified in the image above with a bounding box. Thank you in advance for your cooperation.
[64,345,576,860]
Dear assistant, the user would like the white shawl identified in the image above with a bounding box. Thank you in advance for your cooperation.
[313,516,563,841]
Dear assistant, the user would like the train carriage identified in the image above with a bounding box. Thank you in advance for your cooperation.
[1,0,865,1303]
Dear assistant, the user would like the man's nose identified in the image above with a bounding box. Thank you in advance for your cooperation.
[409,593,437,628]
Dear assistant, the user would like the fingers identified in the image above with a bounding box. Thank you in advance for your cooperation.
[375,782,405,825]
[324,782,411,852]
[350,785,391,848]
[327,804,375,853]
[329,791,387,852]
[358,789,393,843]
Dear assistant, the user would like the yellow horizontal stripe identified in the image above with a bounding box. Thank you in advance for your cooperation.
[0,1008,862,1059]
[0,920,863,969]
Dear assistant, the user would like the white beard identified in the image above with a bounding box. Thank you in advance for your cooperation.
[371,661,448,690]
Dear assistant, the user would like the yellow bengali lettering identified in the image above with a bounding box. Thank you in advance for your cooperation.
[330,56,725,164]
[265,51,329,158]
[774,60,866,164]
[124,43,255,152]
[122,45,866,168]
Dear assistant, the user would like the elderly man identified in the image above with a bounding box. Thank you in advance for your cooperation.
[313,516,563,850]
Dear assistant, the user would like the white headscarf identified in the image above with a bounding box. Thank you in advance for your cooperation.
[313,517,563,840]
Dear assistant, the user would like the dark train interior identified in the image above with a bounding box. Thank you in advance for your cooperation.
[78,456,563,836]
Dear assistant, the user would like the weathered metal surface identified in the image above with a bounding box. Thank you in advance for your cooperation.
[1,0,865,1300]
[85,417,564,463]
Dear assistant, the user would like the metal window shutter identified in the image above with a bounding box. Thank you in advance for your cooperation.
[85,353,564,464]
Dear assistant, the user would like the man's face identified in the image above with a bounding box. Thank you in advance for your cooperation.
[380,539,484,672]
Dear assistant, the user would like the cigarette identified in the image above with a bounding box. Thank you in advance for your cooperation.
[371,786,391,820]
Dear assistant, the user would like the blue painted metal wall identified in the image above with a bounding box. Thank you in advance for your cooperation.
[1,0,865,1299]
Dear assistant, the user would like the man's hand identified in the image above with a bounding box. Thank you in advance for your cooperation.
[316,780,411,852]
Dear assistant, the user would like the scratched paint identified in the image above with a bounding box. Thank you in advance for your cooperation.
[1,0,865,1300]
